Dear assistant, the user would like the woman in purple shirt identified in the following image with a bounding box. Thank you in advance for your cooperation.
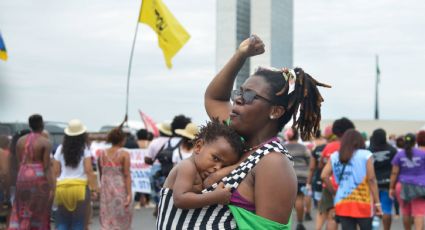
[390,133,425,230]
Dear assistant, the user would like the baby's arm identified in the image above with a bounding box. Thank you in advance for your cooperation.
[173,160,232,209]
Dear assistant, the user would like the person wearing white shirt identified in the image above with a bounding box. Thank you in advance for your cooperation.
[52,119,98,230]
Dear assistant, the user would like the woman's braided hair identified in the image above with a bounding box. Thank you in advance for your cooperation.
[62,133,88,168]
[254,67,330,141]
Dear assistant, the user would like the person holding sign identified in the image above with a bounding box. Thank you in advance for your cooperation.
[134,129,153,210]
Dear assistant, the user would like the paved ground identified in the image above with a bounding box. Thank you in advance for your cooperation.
[89,205,404,229]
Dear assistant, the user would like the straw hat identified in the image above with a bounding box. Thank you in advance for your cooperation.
[175,123,199,140]
[64,119,87,136]
[156,122,172,136]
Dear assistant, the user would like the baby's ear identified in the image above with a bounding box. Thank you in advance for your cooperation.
[193,139,204,155]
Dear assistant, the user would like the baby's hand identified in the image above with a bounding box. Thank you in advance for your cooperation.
[212,182,232,205]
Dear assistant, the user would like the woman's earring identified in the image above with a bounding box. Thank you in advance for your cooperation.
[270,115,274,119]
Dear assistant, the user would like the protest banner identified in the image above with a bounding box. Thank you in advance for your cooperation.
[128,148,152,193]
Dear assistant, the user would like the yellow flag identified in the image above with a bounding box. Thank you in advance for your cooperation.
[139,0,190,68]
[0,32,7,61]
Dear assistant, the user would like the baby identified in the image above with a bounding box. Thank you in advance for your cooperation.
[162,119,244,209]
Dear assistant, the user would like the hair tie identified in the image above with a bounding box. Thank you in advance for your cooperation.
[282,68,297,94]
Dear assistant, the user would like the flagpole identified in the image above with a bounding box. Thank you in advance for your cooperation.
[374,55,380,120]
[125,0,144,122]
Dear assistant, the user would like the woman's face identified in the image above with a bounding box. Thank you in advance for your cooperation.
[193,137,239,180]
[229,76,273,137]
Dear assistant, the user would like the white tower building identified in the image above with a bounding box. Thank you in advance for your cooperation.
[216,0,293,88]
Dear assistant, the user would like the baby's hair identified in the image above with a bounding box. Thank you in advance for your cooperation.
[195,118,245,157]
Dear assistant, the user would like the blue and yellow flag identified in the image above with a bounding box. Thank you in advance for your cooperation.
[0,32,7,61]
[139,0,190,68]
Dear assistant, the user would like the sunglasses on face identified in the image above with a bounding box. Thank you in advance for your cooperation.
[231,89,273,105]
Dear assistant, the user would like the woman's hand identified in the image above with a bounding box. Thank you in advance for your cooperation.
[238,34,265,58]
[90,190,99,201]
[389,188,395,200]
[375,204,383,217]
[212,183,232,205]
[124,194,132,207]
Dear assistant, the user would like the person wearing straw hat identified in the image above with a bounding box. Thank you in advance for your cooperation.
[143,121,172,165]
[173,123,199,164]
[52,119,98,230]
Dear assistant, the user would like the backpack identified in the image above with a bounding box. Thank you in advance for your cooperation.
[155,138,181,177]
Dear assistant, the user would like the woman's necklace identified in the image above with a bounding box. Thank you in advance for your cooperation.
[243,137,280,152]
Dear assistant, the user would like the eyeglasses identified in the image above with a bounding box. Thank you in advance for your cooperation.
[231,89,273,105]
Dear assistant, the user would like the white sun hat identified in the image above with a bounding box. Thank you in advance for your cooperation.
[64,119,87,136]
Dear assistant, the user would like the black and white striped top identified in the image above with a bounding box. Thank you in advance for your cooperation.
[156,141,293,230]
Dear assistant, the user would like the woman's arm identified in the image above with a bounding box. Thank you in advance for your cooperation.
[389,165,400,199]
[173,161,231,209]
[366,157,382,215]
[52,159,61,179]
[321,161,335,195]
[0,150,9,196]
[254,152,297,224]
[204,35,265,120]
[42,140,54,190]
[122,151,132,207]
[306,155,316,192]
[97,157,102,180]
[84,157,99,198]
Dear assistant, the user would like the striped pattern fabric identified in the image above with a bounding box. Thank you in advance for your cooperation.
[156,141,292,230]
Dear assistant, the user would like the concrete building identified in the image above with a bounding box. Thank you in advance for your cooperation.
[216,0,251,88]
[216,0,293,88]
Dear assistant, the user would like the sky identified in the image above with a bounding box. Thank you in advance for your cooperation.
[0,0,424,131]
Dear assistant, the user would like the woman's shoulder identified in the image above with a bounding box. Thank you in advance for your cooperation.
[257,151,293,171]
[414,147,425,155]
[254,151,297,190]
[356,149,373,158]
[53,144,63,159]
[330,151,340,160]
[118,148,131,158]
[83,147,92,157]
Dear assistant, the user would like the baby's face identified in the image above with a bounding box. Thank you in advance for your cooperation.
[194,137,239,179]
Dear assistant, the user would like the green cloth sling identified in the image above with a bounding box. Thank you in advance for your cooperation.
[228,205,291,230]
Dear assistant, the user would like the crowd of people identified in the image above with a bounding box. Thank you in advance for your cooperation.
[292,118,425,230]
[0,35,424,230]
